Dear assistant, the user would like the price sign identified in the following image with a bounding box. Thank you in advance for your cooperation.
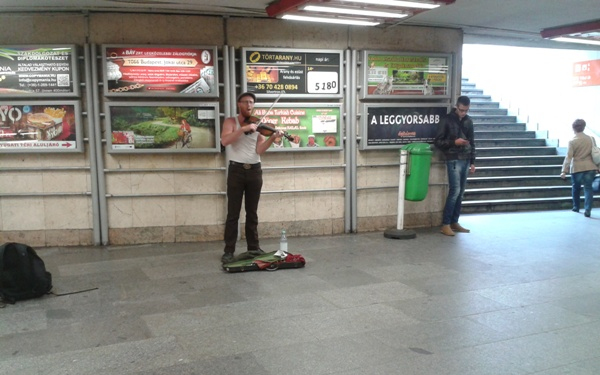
[242,48,343,98]
[307,71,339,94]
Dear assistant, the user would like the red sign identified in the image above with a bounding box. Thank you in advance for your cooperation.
[573,59,600,87]
[104,46,217,96]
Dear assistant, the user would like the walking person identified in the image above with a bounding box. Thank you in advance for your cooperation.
[220,92,284,263]
[560,119,598,218]
[434,96,476,236]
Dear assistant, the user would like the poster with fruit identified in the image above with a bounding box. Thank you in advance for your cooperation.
[362,51,451,99]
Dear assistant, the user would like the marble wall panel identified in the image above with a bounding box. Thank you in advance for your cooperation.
[174,195,225,226]
[104,154,131,170]
[1,197,45,230]
[44,197,92,230]
[106,174,133,196]
[174,171,223,194]
[108,198,133,228]
[0,173,43,194]
[42,172,90,193]
[130,173,175,195]
[131,197,176,227]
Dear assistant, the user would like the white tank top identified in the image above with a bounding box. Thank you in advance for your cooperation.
[226,117,261,164]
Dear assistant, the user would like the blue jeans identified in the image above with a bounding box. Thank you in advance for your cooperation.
[571,170,596,212]
[442,159,469,225]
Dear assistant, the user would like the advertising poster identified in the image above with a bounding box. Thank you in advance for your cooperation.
[573,59,600,87]
[0,101,82,152]
[252,103,342,151]
[103,45,218,97]
[105,102,220,153]
[361,104,449,149]
[363,51,451,98]
[0,45,79,97]
[242,48,343,98]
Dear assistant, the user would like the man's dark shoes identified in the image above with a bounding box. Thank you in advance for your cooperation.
[585,210,591,218]
[221,252,234,264]
[572,208,579,212]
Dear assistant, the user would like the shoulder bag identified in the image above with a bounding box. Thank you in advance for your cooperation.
[592,137,600,166]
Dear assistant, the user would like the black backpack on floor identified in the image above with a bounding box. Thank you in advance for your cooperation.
[0,242,53,304]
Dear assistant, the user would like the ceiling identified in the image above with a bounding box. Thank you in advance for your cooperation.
[1,0,599,50]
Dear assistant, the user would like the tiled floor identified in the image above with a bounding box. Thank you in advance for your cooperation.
[2,210,600,375]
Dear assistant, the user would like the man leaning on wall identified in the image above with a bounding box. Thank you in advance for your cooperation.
[434,95,476,237]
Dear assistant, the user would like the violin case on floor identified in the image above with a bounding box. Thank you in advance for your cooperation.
[222,251,305,273]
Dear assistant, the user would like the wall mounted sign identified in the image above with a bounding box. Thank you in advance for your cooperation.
[360,103,449,150]
[0,45,79,97]
[573,59,600,87]
[102,45,218,97]
[241,48,343,99]
[0,101,82,152]
[361,51,451,99]
[252,102,343,151]
[105,102,220,153]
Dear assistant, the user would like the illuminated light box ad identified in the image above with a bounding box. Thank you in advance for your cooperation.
[102,45,218,97]
[241,47,343,99]
[252,103,343,151]
[105,102,220,153]
[360,103,450,150]
[0,101,83,152]
[361,51,451,99]
[573,59,600,87]
[0,45,80,97]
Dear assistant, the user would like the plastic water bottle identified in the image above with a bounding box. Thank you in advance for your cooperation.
[279,229,288,252]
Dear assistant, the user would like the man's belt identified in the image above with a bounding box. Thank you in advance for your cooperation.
[229,161,261,170]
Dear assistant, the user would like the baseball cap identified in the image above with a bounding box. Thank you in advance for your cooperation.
[237,92,256,102]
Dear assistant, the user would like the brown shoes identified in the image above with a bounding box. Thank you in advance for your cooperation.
[440,225,455,236]
[450,223,470,233]
[440,223,470,236]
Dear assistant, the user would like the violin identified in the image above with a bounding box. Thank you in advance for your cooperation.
[244,115,294,142]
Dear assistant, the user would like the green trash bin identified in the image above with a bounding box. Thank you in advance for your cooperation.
[401,143,432,201]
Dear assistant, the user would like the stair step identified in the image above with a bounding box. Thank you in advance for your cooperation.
[476,147,557,157]
[476,131,536,139]
[477,139,547,147]
[462,88,483,95]
[462,197,600,214]
[473,165,562,177]
[470,115,518,123]
[475,123,527,131]
[469,108,508,115]
[467,175,568,188]
[467,94,492,101]
[469,101,500,109]
[465,186,572,200]
[476,155,564,167]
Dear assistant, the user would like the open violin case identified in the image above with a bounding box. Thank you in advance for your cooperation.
[222,250,306,273]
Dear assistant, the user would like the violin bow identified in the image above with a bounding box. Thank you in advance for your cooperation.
[253,92,283,126]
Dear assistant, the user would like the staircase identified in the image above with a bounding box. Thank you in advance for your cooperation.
[460,78,585,213]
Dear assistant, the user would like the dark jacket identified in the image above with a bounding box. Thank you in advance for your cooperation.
[434,109,476,164]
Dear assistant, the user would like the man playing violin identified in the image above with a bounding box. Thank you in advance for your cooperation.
[220,92,284,264]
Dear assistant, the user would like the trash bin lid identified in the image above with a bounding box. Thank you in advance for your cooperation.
[401,142,432,155]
